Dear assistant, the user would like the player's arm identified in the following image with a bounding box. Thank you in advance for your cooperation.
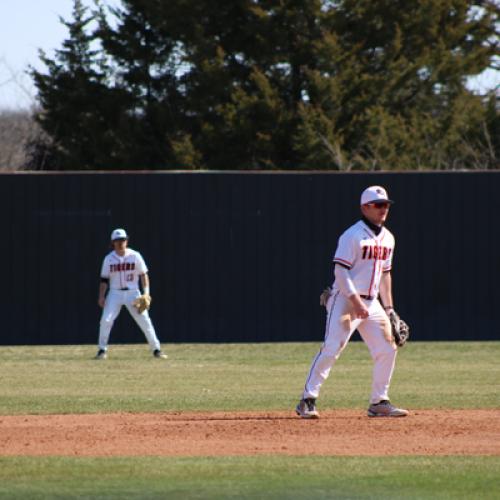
[333,231,368,319]
[334,264,369,319]
[136,253,150,296]
[140,273,150,296]
[98,279,108,308]
[98,256,110,308]
[379,271,394,313]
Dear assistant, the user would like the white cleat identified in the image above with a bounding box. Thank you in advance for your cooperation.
[367,400,409,417]
[296,398,319,419]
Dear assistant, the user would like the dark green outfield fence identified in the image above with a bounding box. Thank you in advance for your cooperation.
[0,170,498,345]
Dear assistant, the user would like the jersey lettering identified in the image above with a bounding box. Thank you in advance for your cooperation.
[361,245,391,261]
[109,262,136,272]
[333,221,394,298]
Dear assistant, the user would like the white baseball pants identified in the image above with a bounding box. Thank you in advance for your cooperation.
[98,289,161,352]
[303,291,397,404]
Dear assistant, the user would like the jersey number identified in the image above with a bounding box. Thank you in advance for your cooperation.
[126,273,134,282]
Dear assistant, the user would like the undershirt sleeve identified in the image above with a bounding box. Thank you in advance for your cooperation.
[100,257,109,278]
[334,264,357,297]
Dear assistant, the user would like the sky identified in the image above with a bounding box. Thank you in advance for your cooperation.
[0,0,119,110]
[0,0,498,110]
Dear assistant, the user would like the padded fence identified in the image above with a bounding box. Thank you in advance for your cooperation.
[0,170,498,345]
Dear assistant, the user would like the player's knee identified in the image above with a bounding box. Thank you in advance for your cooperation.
[386,338,398,353]
[100,317,114,328]
[374,343,397,360]
[322,339,347,360]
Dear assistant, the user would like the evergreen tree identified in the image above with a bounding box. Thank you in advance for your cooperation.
[95,0,185,168]
[31,0,499,170]
[30,0,126,169]
[293,0,500,169]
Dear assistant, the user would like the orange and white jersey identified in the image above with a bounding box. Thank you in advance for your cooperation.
[100,248,148,291]
[332,220,395,298]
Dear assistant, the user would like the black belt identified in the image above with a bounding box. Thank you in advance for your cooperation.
[119,288,129,291]
[360,294,374,300]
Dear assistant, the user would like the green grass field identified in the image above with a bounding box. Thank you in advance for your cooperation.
[1,456,499,500]
[0,342,499,499]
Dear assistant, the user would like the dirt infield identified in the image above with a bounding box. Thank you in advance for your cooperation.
[0,410,499,456]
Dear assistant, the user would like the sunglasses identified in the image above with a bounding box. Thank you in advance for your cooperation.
[368,202,390,209]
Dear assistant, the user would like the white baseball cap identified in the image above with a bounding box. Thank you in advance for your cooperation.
[110,228,128,241]
[360,186,394,205]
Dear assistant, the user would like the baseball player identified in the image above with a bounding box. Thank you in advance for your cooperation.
[296,186,408,418]
[95,228,167,360]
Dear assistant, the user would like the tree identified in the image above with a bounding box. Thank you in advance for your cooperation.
[30,0,127,169]
[293,0,500,169]
[31,0,500,170]
[0,110,40,170]
[94,0,185,168]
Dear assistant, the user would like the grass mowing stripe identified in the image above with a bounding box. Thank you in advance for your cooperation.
[0,342,499,414]
[0,456,499,500]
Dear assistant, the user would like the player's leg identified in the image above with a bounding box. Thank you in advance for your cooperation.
[97,290,123,357]
[297,292,360,417]
[357,300,396,403]
[357,300,407,416]
[125,292,164,356]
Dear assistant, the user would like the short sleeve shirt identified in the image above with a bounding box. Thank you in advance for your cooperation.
[332,220,395,298]
[100,248,148,290]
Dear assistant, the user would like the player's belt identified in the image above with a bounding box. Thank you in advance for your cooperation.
[359,294,374,300]
[119,287,129,291]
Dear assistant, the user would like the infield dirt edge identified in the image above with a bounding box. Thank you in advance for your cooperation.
[0,409,499,457]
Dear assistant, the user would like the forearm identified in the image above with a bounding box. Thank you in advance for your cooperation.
[335,265,369,319]
[98,282,108,300]
[140,274,150,295]
[379,271,394,310]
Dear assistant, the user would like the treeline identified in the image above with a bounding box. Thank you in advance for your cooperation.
[30,0,499,170]
[0,111,41,171]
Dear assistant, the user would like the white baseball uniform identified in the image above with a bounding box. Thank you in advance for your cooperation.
[303,219,398,404]
[98,248,161,352]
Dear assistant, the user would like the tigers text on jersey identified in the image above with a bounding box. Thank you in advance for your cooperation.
[332,220,395,298]
[100,248,148,290]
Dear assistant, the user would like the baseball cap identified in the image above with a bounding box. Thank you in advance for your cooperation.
[110,228,128,241]
[360,186,394,205]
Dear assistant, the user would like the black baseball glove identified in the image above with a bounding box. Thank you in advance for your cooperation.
[388,310,410,347]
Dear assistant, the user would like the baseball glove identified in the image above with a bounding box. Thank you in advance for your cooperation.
[133,294,152,314]
[320,286,332,307]
[388,310,410,347]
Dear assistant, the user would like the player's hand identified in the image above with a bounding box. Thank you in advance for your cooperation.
[98,297,106,308]
[349,295,369,319]
[319,287,332,307]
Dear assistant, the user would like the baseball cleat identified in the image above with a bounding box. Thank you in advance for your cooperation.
[367,400,408,417]
[94,349,107,360]
[153,349,168,359]
[296,398,319,419]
